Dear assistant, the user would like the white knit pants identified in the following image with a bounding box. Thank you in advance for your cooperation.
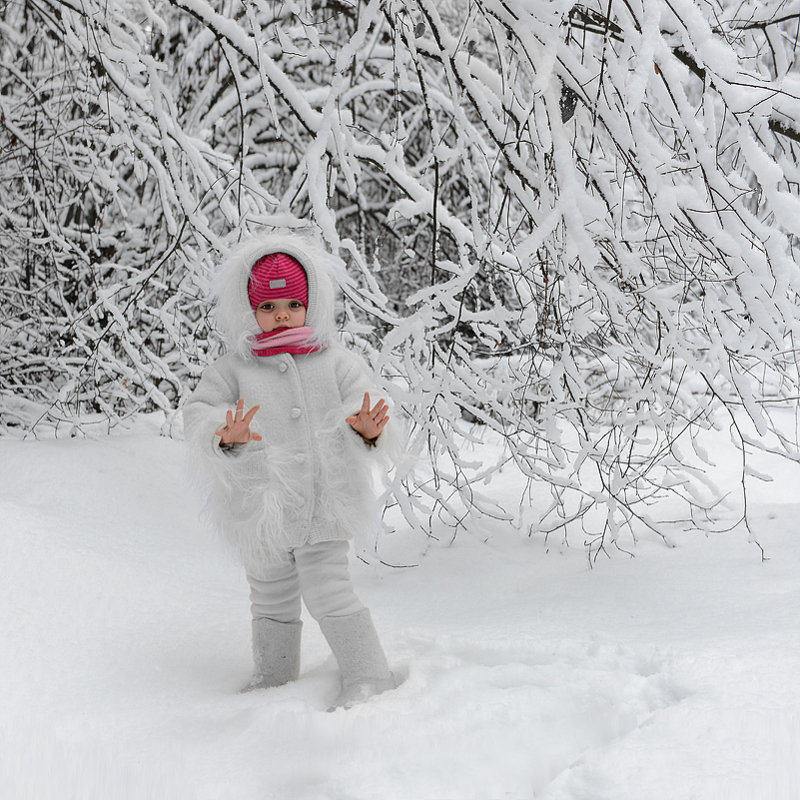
[246,539,365,623]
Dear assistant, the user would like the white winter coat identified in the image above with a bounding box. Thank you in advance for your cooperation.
[183,233,392,568]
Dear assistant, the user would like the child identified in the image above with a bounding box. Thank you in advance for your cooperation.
[183,231,397,709]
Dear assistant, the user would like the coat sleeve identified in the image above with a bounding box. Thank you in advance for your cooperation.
[182,360,240,456]
[335,348,379,414]
[333,347,404,459]
[182,359,289,565]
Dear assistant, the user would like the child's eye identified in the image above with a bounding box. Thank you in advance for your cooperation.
[290,302,303,309]
[259,303,273,311]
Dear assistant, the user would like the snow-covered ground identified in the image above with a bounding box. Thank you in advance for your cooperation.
[2,417,799,800]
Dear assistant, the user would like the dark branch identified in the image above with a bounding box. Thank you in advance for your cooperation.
[567,4,800,146]
[731,13,800,31]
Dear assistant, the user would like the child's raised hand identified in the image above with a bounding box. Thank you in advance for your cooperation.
[346,392,389,441]
[216,398,262,445]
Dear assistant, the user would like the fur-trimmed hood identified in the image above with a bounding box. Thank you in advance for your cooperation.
[214,231,343,357]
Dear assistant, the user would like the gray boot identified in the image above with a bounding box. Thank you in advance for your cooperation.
[241,617,302,692]
[319,608,395,710]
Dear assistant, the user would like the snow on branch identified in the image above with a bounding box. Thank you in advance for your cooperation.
[2,0,799,559]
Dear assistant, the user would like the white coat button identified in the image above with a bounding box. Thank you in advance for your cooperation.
[279,362,288,373]
[290,407,302,419]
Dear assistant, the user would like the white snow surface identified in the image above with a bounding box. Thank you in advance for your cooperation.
[2,418,799,800]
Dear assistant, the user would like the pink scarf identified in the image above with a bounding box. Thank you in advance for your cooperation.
[251,326,324,357]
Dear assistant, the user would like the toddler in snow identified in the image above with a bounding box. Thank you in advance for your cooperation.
[183,232,396,709]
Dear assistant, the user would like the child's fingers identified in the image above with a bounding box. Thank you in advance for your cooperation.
[251,432,263,441]
[361,392,371,414]
[369,397,387,415]
[243,404,260,423]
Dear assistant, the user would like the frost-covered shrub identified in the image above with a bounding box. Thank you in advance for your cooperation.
[1,0,799,556]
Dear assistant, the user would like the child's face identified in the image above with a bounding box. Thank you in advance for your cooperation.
[255,298,307,333]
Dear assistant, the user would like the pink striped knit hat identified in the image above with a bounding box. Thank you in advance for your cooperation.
[248,253,308,310]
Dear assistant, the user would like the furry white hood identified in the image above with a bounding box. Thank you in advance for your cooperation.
[214,231,343,357]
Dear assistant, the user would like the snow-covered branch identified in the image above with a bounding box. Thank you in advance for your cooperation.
[2,0,799,557]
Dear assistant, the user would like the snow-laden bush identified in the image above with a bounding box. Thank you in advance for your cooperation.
[2,0,799,557]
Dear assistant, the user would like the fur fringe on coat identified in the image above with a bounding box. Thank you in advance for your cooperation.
[183,231,401,569]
